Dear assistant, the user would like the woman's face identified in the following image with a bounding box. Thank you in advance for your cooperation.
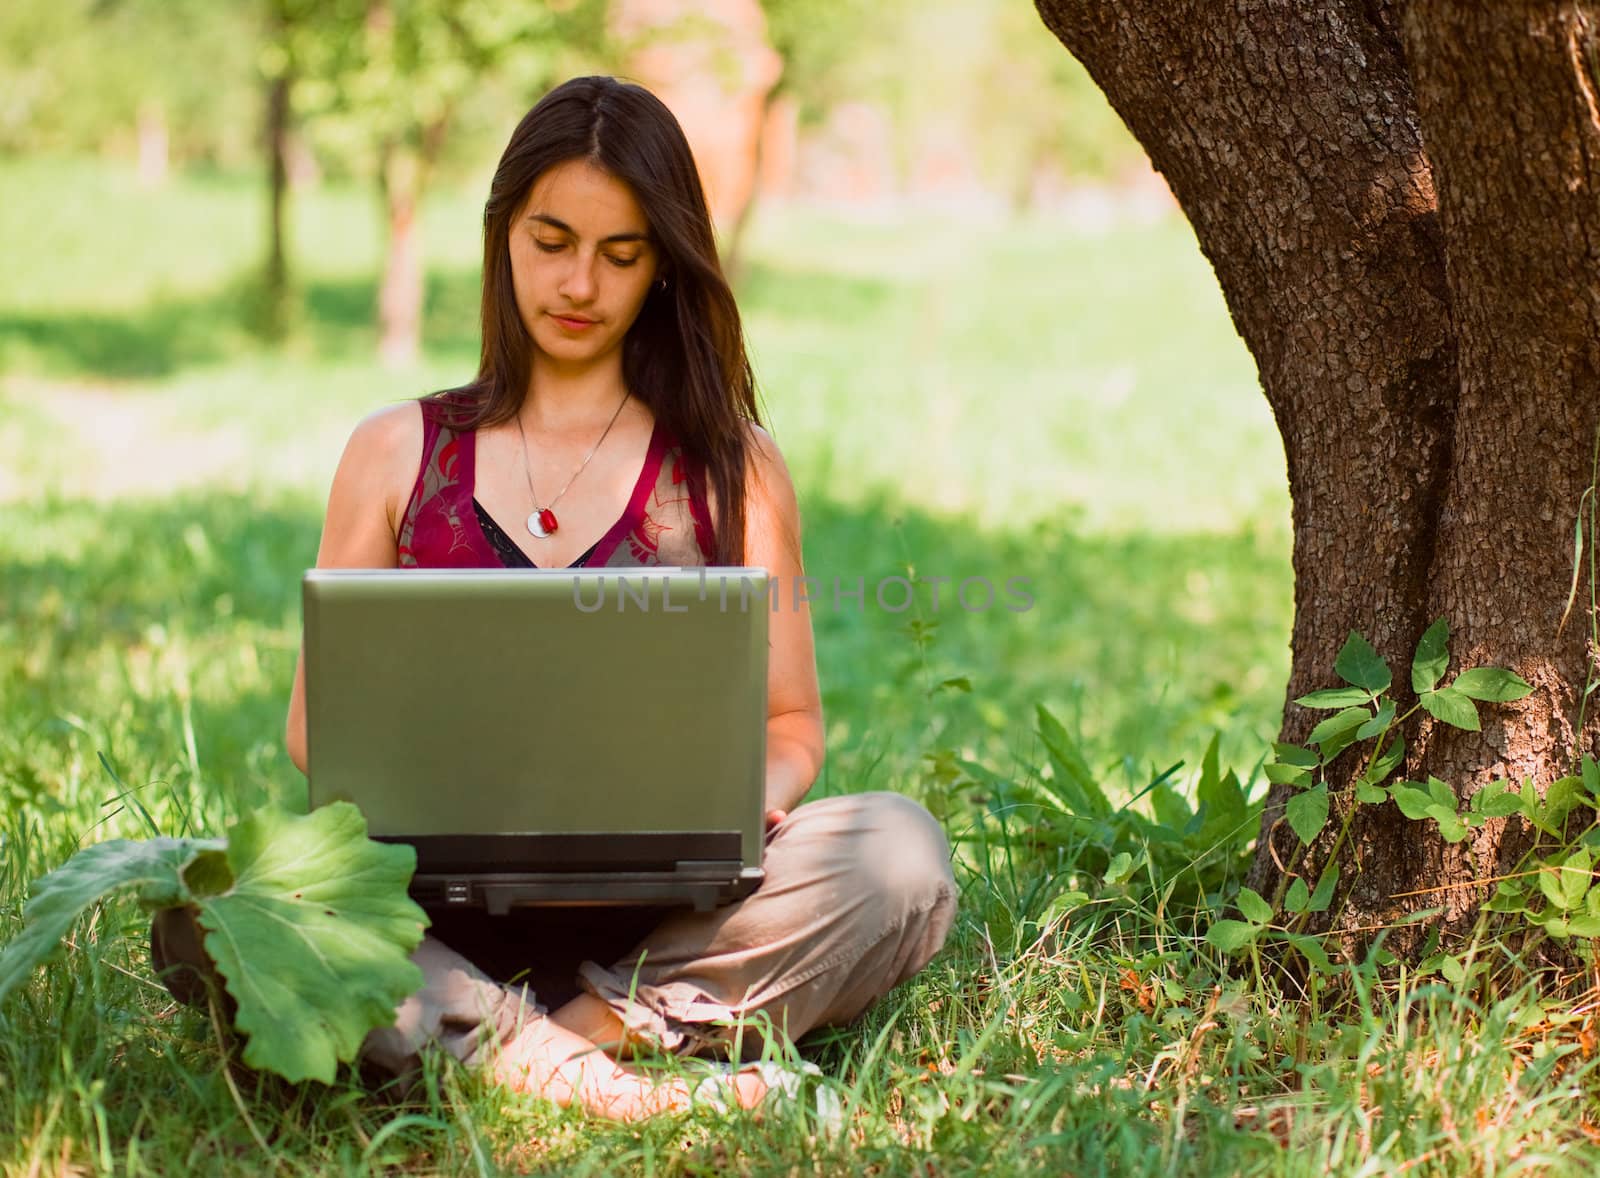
[509,159,660,372]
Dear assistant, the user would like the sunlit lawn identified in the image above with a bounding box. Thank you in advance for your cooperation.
[35,157,1585,1177]
[0,154,1292,807]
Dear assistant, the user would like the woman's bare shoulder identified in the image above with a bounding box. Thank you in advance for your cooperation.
[348,400,424,461]
[744,420,796,497]
[330,400,426,536]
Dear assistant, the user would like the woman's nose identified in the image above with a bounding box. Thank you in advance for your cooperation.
[559,254,597,303]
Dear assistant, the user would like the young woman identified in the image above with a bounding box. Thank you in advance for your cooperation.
[280,76,956,1120]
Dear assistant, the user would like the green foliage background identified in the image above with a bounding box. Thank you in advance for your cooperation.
[5,1,1599,1171]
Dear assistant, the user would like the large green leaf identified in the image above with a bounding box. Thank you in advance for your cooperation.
[1335,632,1391,693]
[0,803,428,1086]
[1420,687,1481,731]
[1475,784,1526,819]
[0,837,223,1007]
[1236,887,1273,924]
[1424,804,1467,844]
[1387,782,1434,821]
[197,805,428,1085]
[1307,707,1369,747]
[1206,920,1260,953]
[1284,878,1310,914]
[1309,863,1339,912]
[1360,734,1406,787]
[1411,618,1450,695]
[1295,687,1374,710]
[1286,784,1330,845]
[1451,667,1533,703]
[1356,701,1397,741]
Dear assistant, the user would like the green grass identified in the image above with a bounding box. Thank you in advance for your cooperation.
[4,156,1599,1175]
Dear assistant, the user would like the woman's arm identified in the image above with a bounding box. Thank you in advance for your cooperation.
[740,424,826,819]
[285,403,421,775]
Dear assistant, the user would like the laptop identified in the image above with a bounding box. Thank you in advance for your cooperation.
[302,566,769,914]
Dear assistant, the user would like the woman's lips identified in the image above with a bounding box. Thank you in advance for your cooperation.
[550,314,596,331]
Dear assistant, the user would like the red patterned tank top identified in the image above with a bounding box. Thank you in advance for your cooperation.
[396,398,717,568]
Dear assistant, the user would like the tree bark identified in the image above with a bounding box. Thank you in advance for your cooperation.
[263,68,292,340]
[611,0,783,252]
[1383,2,1600,927]
[377,142,424,369]
[1035,0,1600,953]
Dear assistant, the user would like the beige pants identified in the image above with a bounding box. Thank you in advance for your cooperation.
[359,792,956,1078]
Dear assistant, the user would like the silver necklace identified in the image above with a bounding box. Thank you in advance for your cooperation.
[514,392,631,538]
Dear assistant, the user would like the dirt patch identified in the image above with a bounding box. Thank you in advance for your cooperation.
[2,377,267,503]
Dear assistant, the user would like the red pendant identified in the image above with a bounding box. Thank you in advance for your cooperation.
[527,507,559,538]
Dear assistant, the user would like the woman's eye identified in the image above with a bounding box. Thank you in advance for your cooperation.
[535,240,565,253]
[606,255,639,268]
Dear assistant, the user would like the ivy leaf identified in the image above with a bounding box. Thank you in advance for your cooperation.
[1540,865,1575,911]
[1356,701,1396,741]
[1411,618,1450,694]
[1309,863,1339,912]
[1354,781,1388,804]
[1561,914,1600,937]
[1451,668,1533,703]
[1424,804,1467,844]
[1308,707,1370,747]
[1420,688,1481,731]
[197,804,428,1085]
[1286,783,1330,845]
[1284,878,1310,914]
[1559,848,1593,911]
[1388,782,1434,821]
[1103,851,1136,886]
[1272,743,1320,769]
[1206,920,1261,953]
[1286,934,1335,974]
[1236,887,1274,924]
[1335,632,1391,694]
[1540,914,1572,938]
[1265,762,1312,786]
[1295,687,1374,710]
[1361,734,1405,787]
[0,837,224,1007]
[1544,775,1588,830]
[1477,786,1526,819]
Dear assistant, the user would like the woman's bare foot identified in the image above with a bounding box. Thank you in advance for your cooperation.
[490,1018,768,1121]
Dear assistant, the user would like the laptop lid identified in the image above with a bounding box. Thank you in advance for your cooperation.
[302,567,769,882]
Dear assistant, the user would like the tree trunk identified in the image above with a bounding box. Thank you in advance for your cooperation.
[263,67,293,340]
[1035,0,1600,955]
[136,101,168,188]
[377,144,424,369]
[610,0,783,244]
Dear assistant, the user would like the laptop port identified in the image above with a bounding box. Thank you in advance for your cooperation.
[444,880,472,905]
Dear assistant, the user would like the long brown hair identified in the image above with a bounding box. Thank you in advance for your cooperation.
[429,76,760,565]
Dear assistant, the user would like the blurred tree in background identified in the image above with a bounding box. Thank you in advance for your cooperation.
[0,0,258,170]
[0,0,1146,358]
[284,0,608,363]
